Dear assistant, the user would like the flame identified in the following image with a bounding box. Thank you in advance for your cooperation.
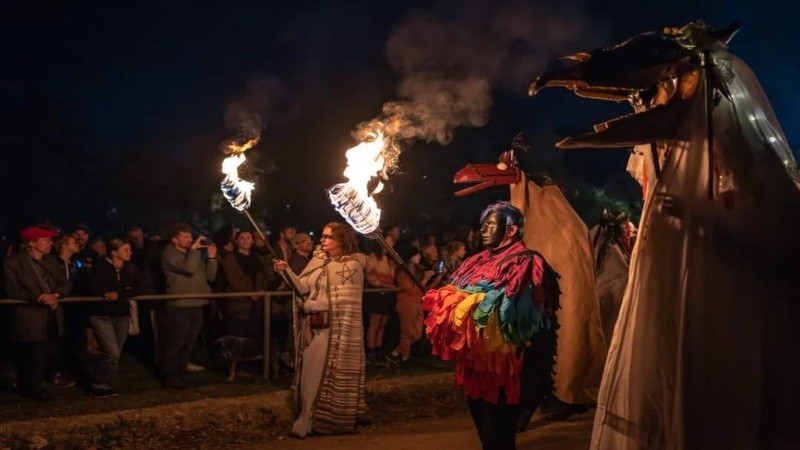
[344,131,386,198]
[328,131,389,235]
[226,137,259,155]
[220,137,260,211]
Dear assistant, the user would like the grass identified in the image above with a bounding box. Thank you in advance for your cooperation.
[0,352,459,449]
[1,350,453,424]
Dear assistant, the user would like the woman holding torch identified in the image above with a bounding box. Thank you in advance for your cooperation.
[273,222,369,438]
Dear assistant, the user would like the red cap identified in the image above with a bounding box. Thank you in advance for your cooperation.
[20,226,59,242]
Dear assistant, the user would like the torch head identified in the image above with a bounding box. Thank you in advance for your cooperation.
[327,183,381,235]
[220,153,254,211]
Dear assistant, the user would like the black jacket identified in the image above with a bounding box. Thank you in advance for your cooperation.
[88,259,137,317]
[3,253,72,341]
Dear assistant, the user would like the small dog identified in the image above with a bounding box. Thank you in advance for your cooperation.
[214,336,263,381]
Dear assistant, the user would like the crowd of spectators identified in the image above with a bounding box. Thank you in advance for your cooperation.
[0,219,481,401]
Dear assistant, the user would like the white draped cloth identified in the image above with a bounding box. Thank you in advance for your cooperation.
[591,56,800,449]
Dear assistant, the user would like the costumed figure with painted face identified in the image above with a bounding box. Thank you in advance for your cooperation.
[423,201,561,450]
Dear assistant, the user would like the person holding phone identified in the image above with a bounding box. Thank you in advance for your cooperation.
[159,222,217,389]
[418,243,446,289]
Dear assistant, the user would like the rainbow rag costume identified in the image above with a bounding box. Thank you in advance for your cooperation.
[423,240,560,405]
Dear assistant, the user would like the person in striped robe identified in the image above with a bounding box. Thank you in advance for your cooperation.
[274,221,368,438]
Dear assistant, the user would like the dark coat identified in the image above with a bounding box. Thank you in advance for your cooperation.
[220,251,273,319]
[88,259,136,317]
[3,253,72,341]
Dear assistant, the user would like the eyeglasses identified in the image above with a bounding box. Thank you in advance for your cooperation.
[320,234,335,241]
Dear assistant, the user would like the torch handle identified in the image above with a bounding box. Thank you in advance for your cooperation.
[370,232,427,293]
[242,209,303,297]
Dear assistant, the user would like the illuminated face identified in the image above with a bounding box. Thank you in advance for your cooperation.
[30,237,53,255]
[281,227,297,244]
[455,244,467,259]
[294,237,314,253]
[113,243,132,262]
[320,226,342,257]
[480,213,507,249]
[91,239,107,258]
[63,237,79,255]
[422,244,438,263]
[72,229,89,246]
[172,231,193,251]
[236,231,254,251]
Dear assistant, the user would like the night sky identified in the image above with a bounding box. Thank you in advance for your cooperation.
[2,0,798,238]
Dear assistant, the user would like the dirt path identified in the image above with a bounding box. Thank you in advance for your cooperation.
[245,410,594,450]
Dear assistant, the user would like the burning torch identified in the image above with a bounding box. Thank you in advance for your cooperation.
[326,132,426,293]
[220,138,301,295]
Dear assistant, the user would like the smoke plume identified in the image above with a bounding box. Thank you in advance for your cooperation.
[361,0,609,172]
[222,76,297,153]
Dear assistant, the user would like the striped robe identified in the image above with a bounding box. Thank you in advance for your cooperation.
[287,252,368,436]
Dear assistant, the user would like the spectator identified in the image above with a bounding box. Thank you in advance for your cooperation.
[160,222,218,389]
[70,223,94,294]
[4,225,72,401]
[52,235,82,379]
[70,224,90,256]
[419,243,441,278]
[270,224,296,263]
[89,237,107,260]
[219,231,269,347]
[126,227,145,260]
[209,224,235,297]
[212,226,237,262]
[384,225,402,243]
[123,226,160,365]
[455,224,481,257]
[53,235,80,281]
[364,234,397,363]
[126,226,159,271]
[205,225,238,353]
[385,252,436,366]
[424,233,438,250]
[288,233,313,274]
[145,236,169,368]
[444,240,467,273]
[415,243,446,290]
[86,238,139,397]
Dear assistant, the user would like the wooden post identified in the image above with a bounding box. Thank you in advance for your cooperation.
[263,292,271,381]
